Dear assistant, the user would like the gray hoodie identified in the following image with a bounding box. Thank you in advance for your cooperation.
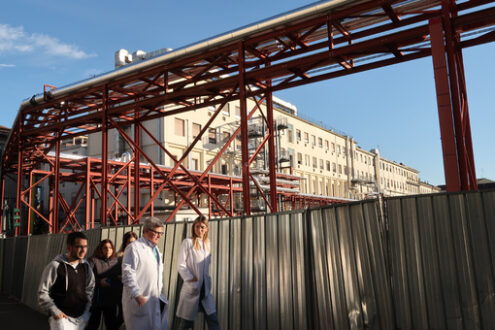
[38,254,95,324]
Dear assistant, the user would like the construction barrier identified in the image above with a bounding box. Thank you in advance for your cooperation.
[1,189,494,329]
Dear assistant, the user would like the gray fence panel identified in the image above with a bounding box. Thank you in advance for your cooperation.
[84,228,102,256]
[465,192,495,328]
[401,197,429,329]
[252,215,267,330]
[277,213,294,330]
[432,194,464,329]
[481,191,495,302]
[362,201,395,330]
[216,219,230,330]
[22,235,52,311]
[0,238,3,293]
[165,221,186,328]
[12,236,29,299]
[314,208,338,329]
[416,196,447,329]
[228,218,242,330]
[265,213,280,329]
[387,198,412,329]
[349,203,379,329]
[2,238,15,295]
[241,216,254,330]
[449,194,481,329]
[290,211,308,329]
[337,205,364,329]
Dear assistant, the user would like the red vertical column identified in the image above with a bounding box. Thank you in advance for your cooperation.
[266,62,278,212]
[150,167,154,217]
[229,178,234,215]
[441,0,477,190]
[15,149,23,236]
[429,18,461,191]
[429,13,477,191]
[53,136,61,233]
[27,171,33,235]
[101,87,109,226]
[134,110,141,221]
[238,41,251,215]
[85,158,91,230]
[127,166,131,225]
[208,176,212,219]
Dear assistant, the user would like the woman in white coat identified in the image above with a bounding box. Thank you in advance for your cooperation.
[176,216,220,330]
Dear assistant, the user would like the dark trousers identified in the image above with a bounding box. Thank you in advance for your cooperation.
[85,305,118,330]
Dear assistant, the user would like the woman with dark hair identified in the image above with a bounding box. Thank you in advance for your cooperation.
[117,231,138,259]
[85,239,120,330]
[176,216,220,330]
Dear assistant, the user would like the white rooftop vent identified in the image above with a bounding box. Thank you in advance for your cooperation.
[114,49,133,68]
[132,50,147,62]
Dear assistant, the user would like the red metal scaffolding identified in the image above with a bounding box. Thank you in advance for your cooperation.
[1,0,494,235]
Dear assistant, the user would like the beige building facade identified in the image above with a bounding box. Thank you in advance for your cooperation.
[88,96,440,205]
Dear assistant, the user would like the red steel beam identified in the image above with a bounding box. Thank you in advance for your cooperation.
[239,41,251,215]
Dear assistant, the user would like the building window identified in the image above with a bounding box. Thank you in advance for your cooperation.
[311,135,316,146]
[312,157,317,168]
[331,142,335,153]
[326,161,330,171]
[175,118,185,136]
[288,129,293,143]
[332,162,336,172]
[208,128,217,144]
[192,158,199,171]
[235,106,240,118]
[222,103,230,116]
[303,132,309,143]
[305,154,310,166]
[296,129,301,141]
[192,123,201,138]
[221,164,228,175]
[338,164,342,174]
[170,155,178,167]
[319,159,323,169]
[222,131,231,142]
[297,153,302,165]
[336,145,341,154]
[318,137,323,148]
[325,140,329,150]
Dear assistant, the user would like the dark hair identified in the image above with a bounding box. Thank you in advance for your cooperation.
[67,232,88,246]
[93,239,116,260]
[118,231,138,254]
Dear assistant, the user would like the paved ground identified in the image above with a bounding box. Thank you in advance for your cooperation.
[0,294,49,330]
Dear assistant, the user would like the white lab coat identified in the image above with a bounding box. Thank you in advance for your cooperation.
[122,237,169,330]
[176,238,216,321]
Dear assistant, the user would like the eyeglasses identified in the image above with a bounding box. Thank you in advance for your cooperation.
[149,228,165,236]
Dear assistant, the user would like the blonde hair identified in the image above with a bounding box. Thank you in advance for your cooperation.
[191,216,210,251]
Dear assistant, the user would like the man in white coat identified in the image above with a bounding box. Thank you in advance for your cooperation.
[122,217,169,330]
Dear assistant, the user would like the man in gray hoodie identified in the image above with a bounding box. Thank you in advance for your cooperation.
[38,232,95,330]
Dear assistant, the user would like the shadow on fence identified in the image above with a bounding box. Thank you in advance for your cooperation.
[1,189,494,329]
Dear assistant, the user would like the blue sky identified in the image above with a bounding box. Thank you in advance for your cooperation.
[1,0,494,185]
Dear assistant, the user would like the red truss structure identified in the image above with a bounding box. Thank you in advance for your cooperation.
[1,0,494,235]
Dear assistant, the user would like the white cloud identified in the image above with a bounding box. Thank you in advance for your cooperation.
[0,63,15,68]
[0,23,95,59]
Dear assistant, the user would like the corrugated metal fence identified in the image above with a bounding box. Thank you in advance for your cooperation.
[1,189,494,329]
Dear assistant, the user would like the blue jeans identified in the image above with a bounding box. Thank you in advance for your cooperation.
[177,312,220,330]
